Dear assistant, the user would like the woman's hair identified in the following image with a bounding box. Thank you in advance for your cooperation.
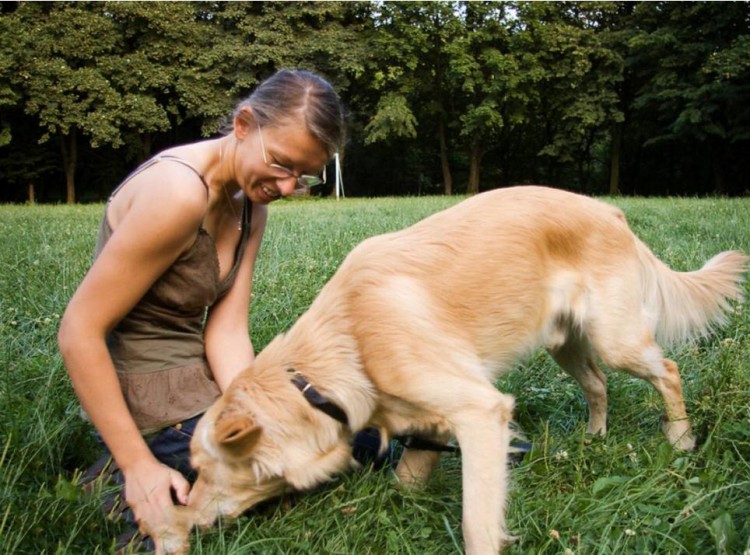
[232,69,345,158]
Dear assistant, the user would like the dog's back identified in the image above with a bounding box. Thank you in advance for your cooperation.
[336,187,642,379]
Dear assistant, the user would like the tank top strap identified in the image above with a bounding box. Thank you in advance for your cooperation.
[155,155,210,194]
[108,154,209,202]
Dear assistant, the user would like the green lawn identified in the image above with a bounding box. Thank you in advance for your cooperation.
[1,193,749,554]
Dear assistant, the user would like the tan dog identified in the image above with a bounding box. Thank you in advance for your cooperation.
[151,186,747,554]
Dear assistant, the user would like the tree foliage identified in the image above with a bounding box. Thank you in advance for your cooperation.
[625,2,750,194]
[0,0,748,202]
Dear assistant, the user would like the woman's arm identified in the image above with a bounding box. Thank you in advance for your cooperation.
[204,203,268,391]
[58,165,208,529]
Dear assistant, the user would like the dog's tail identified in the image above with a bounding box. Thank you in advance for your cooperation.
[636,240,749,345]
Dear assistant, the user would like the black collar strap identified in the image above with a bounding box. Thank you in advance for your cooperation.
[287,369,462,454]
[288,369,350,427]
[395,435,460,453]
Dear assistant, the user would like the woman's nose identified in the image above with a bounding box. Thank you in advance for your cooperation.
[276,175,298,197]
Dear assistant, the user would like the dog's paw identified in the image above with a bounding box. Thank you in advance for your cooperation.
[662,417,696,451]
[154,535,190,555]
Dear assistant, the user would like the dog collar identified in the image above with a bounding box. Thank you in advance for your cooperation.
[287,369,462,454]
[287,369,350,427]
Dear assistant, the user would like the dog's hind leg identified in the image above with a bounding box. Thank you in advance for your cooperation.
[623,351,695,450]
[593,330,696,450]
[654,358,695,450]
[548,334,608,435]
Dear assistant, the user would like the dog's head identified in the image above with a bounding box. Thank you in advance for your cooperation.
[183,365,356,532]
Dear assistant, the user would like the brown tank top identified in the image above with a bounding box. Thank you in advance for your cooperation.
[94,154,251,434]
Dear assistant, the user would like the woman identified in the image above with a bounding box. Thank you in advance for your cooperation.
[58,69,345,550]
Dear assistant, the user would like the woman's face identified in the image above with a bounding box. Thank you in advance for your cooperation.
[232,114,329,205]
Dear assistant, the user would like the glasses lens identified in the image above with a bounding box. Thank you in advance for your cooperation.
[297,175,324,188]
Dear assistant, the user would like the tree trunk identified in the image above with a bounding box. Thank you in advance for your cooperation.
[609,120,623,196]
[60,129,77,204]
[27,181,36,204]
[439,118,453,195]
[467,141,482,195]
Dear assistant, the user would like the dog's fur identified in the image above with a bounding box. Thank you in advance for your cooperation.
[150,186,748,554]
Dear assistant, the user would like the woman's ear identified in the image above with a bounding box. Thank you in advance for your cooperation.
[233,106,255,141]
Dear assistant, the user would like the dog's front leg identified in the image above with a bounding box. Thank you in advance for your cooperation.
[453,390,516,555]
[142,505,194,555]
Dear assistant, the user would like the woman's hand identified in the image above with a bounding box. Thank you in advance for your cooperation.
[122,457,191,540]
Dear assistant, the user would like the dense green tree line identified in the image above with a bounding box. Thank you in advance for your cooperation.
[1,1,748,203]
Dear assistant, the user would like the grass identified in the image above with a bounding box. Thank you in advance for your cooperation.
[1,192,749,554]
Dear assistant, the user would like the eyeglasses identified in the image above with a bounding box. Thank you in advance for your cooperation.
[256,123,326,191]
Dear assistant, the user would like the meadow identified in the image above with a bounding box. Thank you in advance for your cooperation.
[1,192,749,554]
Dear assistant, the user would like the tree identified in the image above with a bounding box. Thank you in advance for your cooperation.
[3,2,233,203]
[446,2,530,194]
[513,2,624,192]
[361,2,462,194]
[626,1,750,194]
[6,2,124,203]
[0,11,16,149]
[100,2,230,160]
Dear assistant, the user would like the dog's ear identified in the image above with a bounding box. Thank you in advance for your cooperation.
[215,414,262,455]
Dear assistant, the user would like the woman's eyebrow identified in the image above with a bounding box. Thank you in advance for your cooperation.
[268,143,324,175]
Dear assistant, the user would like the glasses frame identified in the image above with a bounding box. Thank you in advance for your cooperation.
[256,123,326,191]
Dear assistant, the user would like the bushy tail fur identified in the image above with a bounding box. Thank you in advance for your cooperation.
[636,241,749,345]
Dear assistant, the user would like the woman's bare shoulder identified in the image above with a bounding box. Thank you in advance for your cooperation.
[110,158,210,231]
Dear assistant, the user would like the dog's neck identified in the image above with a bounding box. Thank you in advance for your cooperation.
[259,304,379,434]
